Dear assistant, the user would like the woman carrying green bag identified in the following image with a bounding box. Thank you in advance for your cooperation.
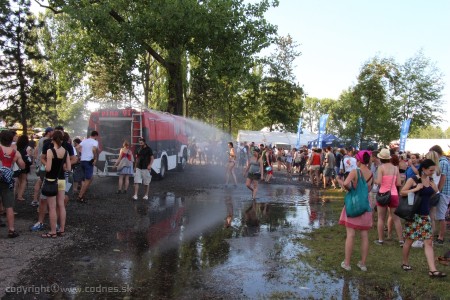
[336,150,373,272]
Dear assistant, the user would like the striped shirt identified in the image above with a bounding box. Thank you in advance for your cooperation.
[439,156,450,195]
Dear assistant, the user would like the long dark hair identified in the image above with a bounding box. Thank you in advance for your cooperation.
[418,159,435,176]
[16,135,29,150]
[52,130,63,147]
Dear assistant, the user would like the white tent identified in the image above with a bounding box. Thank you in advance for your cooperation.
[402,139,450,155]
[236,130,318,148]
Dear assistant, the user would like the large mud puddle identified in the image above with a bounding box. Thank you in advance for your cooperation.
[62,183,348,299]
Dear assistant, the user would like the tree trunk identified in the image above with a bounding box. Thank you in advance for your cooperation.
[167,60,183,116]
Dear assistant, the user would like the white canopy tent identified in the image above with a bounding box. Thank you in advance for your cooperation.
[401,139,450,155]
[236,130,318,148]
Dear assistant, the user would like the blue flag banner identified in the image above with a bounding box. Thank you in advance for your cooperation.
[399,119,411,152]
[356,117,363,150]
[296,118,303,149]
[317,114,329,148]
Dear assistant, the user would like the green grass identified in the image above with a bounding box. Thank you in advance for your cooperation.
[293,190,450,299]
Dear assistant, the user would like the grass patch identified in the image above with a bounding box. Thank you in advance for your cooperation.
[294,191,450,299]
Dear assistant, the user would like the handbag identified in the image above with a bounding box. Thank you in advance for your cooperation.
[41,179,58,197]
[376,168,396,206]
[345,169,371,217]
[395,176,422,221]
[395,192,422,221]
[41,149,67,197]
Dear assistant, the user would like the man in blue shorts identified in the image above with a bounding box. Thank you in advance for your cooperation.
[77,131,99,203]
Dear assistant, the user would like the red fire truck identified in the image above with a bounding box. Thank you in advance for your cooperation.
[88,108,189,178]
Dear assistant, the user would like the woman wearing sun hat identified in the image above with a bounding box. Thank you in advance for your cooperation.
[374,148,403,246]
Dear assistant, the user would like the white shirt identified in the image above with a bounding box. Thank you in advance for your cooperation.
[80,138,98,161]
[341,155,357,173]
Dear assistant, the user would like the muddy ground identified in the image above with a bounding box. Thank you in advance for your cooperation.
[3,163,447,299]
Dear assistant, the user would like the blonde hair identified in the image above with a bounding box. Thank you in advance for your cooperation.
[425,151,441,176]
[123,141,129,148]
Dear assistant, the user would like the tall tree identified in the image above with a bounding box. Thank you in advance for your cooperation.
[0,0,44,133]
[262,35,302,132]
[393,51,445,132]
[39,0,277,116]
[331,57,400,145]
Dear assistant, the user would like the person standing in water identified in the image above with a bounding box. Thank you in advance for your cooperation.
[225,142,238,186]
[243,148,264,200]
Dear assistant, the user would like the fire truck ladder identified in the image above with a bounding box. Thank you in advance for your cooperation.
[131,112,143,146]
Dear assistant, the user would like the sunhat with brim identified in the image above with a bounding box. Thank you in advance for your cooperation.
[377,148,391,160]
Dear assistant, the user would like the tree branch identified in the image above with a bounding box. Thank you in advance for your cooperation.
[108,9,167,68]
[33,0,63,14]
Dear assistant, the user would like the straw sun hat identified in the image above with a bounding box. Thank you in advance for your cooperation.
[377,148,391,160]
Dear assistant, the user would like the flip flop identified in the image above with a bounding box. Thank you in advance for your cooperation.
[429,271,447,278]
[41,232,57,238]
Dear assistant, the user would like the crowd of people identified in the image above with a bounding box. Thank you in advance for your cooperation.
[1,129,449,278]
[216,141,449,277]
[0,127,158,239]
[0,127,99,238]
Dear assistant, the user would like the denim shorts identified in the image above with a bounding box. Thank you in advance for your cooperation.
[436,193,450,220]
[81,160,94,180]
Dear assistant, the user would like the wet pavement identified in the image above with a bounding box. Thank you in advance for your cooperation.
[1,165,354,299]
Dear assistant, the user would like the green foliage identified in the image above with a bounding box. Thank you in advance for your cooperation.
[330,54,444,146]
[260,35,302,133]
[0,0,47,132]
[409,125,446,139]
[393,50,444,132]
[41,0,278,117]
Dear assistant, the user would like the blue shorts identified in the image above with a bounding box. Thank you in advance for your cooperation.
[436,193,450,220]
[81,161,94,180]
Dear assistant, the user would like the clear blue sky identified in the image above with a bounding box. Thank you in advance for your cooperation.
[264,0,450,128]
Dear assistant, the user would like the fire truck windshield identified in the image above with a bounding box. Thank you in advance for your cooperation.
[98,119,132,153]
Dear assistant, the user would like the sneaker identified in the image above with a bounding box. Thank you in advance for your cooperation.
[374,240,384,246]
[31,200,39,207]
[30,222,44,232]
[132,195,138,200]
[56,224,60,232]
[357,262,367,272]
[143,195,148,200]
[341,261,351,271]
[435,239,444,246]
[412,240,424,248]
[399,240,405,248]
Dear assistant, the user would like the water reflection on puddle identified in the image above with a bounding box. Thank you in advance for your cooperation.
[72,185,349,298]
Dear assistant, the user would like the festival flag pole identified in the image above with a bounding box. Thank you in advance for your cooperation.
[296,117,303,149]
[317,114,329,149]
[399,119,411,152]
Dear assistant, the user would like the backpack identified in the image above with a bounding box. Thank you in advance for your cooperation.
[0,147,16,189]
